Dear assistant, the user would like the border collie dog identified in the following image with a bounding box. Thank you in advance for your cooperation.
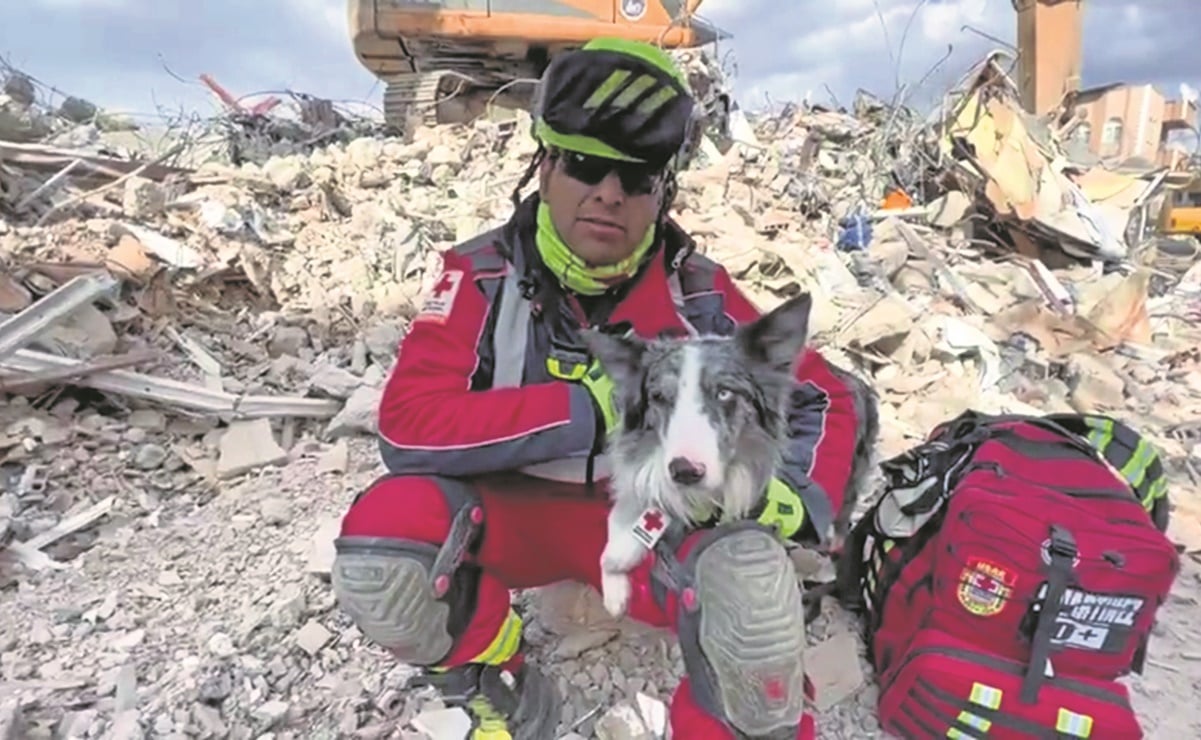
[584,292,814,617]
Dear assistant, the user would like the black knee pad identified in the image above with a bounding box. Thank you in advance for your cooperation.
[332,475,486,666]
[654,521,808,737]
[332,537,480,665]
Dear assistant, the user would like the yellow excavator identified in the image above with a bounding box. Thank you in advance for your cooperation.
[347,0,728,133]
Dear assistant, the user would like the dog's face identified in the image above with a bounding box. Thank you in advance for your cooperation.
[585,293,812,515]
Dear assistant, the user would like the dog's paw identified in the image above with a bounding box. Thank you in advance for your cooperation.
[601,534,645,573]
[601,571,632,618]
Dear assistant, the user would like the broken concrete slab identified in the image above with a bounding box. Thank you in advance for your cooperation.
[216,419,289,478]
[809,631,866,711]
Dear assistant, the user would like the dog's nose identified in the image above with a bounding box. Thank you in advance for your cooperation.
[669,457,706,484]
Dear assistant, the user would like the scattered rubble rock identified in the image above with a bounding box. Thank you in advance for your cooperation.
[132,443,168,470]
[596,702,651,740]
[309,363,363,399]
[259,496,293,525]
[325,383,383,438]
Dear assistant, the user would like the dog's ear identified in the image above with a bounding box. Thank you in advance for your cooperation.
[735,292,812,374]
[582,328,646,392]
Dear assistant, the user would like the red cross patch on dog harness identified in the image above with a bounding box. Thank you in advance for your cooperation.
[632,506,672,548]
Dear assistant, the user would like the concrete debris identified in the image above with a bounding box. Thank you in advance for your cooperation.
[304,518,341,576]
[412,707,473,740]
[315,438,350,473]
[595,701,652,740]
[0,698,25,740]
[216,418,289,478]
[0,52,1198,740]
[808,631,867,711]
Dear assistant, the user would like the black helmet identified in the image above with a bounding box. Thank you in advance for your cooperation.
[532,37,697,171]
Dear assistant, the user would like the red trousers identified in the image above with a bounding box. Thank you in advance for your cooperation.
[341,472,816,739]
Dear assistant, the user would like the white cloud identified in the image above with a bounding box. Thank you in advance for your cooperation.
[2,0,1198,124]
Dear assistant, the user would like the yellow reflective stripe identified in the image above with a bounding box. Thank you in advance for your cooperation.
[1085,417,1165,510]
[946,729,978,739]
[1148,475,1168,506]
[947,710,991,737]
[611,74,657,109]
[582,70,631,109]
[467,608,523,666]
[969,682,1002,709]
[958,711,990,731]
[546,356,587,380]
[1120,438,1154,487]
[469,693,513,739]
[1056,708,1093,737]
[1086,417,1114,451]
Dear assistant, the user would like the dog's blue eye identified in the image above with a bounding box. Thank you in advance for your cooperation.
[716,388,735,402]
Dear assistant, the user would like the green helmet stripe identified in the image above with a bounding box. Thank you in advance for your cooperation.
[583,70,632,109]
[581,37,689,90]
[637,86,678,115]
[610,74,659,109]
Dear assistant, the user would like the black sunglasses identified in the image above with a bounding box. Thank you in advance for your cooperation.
[554,150,662,195]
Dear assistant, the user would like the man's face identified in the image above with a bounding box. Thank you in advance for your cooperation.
[539,150,664,266]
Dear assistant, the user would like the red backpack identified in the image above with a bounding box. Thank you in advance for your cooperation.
[841,410,1178,739]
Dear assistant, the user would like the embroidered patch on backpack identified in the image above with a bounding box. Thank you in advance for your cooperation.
[957,557,1015,617]
[414,270,463,324]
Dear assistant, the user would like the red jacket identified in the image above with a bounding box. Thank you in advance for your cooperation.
[376,197,860,543]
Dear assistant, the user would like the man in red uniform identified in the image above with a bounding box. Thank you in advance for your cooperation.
[332,38,867,739]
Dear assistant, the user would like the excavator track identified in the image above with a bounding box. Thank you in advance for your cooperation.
[382,73,446,133]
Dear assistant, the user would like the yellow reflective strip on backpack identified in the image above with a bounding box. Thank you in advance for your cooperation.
[1055,708,1093,737]
[951,710,991,734]
[968,682,1002,709]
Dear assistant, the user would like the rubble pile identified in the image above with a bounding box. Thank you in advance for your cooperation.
[1,51,1200,739]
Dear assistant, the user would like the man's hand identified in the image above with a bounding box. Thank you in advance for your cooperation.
[581,360,619,437]
[757,477,807,539]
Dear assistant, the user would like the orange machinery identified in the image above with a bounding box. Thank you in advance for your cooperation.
[347,0,727,131]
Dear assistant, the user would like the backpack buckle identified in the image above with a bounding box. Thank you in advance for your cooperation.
[1047,525,1078,560]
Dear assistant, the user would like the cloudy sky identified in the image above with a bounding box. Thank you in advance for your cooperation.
[3,0,1198,122]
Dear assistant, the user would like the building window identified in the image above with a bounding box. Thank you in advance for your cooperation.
[1101,118,1123,156]
[1073,122,1092,146]
[1101,118,1122,143]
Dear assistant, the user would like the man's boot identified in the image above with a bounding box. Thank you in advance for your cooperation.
[412,655,560,740]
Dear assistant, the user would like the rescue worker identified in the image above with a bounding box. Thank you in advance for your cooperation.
[331,38,861,739]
